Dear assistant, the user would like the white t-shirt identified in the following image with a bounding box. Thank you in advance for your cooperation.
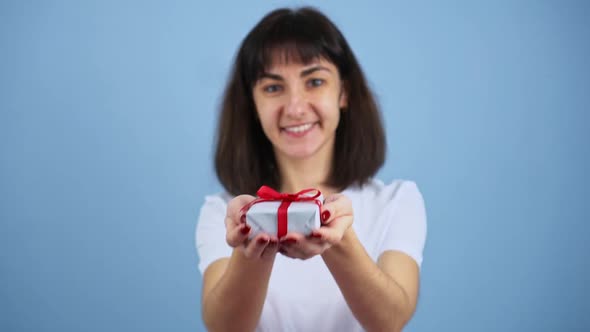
[196,179,427,331]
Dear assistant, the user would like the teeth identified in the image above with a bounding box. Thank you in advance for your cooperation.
[284,123,314,133]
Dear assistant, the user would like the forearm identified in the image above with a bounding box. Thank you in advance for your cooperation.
[322,229,411,332]
[202,249,275,332]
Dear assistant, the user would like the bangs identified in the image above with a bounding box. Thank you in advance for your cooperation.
[240,8,345,88]
[260,41,325,74]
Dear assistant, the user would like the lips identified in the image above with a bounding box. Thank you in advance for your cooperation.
[283,122,314,133]
[281,121,319,138]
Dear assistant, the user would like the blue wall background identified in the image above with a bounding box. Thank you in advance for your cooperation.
[1,1,588,331]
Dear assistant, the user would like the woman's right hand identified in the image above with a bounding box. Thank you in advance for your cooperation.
[225,195,279,260]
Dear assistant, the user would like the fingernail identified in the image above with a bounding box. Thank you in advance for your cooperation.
[269,239,278,246]
[240,224,250,235]
[321,211,331,222]
[311,232,322,239]
[281,239,297,245]
[257,237,268,245]
[240,214,246,223]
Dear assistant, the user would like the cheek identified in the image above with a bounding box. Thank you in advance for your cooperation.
[313,97,341,126]
[254,103,280,134]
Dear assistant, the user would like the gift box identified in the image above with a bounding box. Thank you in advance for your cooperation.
[241,186,323,239]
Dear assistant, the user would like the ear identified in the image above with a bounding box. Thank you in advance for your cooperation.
[339,83,348,109]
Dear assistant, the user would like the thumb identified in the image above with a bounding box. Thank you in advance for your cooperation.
[228,194,257,224]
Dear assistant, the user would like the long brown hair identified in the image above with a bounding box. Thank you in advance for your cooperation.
[214,7,385,196]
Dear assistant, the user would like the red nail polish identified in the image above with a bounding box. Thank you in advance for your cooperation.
[321,211,331,222]
[281,239,297,245]
[240,224,250,235]
[311,233,322,239]
[257,237,268,245]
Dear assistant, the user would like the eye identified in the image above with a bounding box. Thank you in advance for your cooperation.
[308,78,324,88]
[263,84,282,93]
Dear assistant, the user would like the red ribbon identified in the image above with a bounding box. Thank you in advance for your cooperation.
[240,186,322,238]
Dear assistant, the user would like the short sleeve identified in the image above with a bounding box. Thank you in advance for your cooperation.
[195,195,233,274]
[380,181,427,268]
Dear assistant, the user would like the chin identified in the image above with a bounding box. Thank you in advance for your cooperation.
[280,146,320,160]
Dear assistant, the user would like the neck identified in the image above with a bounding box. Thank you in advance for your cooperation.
[275,148,337,197]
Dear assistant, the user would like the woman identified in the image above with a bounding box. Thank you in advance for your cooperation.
[196,7,427,332]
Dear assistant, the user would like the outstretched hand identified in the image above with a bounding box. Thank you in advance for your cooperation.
[278,193,353,260]
[225,195,279,261]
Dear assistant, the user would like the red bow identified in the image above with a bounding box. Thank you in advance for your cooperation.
[240,186,322,237]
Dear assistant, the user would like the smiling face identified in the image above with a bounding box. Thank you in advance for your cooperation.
[252,57,348,165]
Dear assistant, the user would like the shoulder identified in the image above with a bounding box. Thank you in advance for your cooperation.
[197,192,234,225]
[195,192,235,274]
[201,192,233,209]
[348,179,427,266]
[345,178,424,210]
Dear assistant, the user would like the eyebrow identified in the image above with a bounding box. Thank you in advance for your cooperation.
[259,65,332,81]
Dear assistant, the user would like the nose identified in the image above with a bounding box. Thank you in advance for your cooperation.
[284,88,306,118]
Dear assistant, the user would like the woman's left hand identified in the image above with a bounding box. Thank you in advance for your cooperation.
[279,193,353,260]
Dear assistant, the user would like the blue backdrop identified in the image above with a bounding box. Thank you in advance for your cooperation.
[1,1,588,331]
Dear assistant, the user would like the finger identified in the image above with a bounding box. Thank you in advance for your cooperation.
[278,234,302,255]
[307,230,326,243]
[323,193,340,204]
[321,194,352,224]
[310,222,349,245]
[279,232,305,244]
[279,237,322,259]
[282,231,327,246]
[280,236,326,259]
[261,237,279,259]
[227,194,257,225]
[226,222,251,248]
[305,232,333,252]
[243,234,270,258]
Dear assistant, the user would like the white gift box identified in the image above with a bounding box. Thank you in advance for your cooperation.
[245,198,322,239]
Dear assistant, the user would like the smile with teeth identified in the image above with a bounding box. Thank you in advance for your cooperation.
[283,122,316,134]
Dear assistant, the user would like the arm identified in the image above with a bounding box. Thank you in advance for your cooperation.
[321,229,419,332]
[201,195,279,332]
[278,186,424,331]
